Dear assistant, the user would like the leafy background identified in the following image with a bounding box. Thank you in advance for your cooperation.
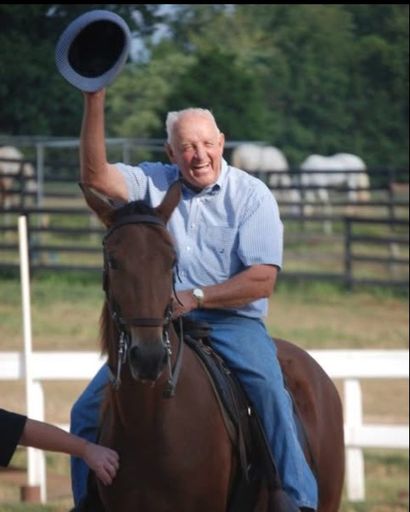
[0,4,408,168]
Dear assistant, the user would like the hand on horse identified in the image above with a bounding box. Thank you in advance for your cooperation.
[172,290,197,319]
[82,441,119,486]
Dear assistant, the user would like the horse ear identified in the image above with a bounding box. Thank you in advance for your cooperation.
[79,183,124,227]
[155,180,182,223]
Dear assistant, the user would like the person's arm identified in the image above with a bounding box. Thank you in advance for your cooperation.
[172,264,278,317]
[19,418,119,485]
[80,89,127,201]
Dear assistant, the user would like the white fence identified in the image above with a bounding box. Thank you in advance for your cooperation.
[0,350,408,504]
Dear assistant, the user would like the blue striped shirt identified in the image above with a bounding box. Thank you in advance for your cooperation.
[116,158,283,318]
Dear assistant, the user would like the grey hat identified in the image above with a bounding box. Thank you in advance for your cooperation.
[55,10,131,92]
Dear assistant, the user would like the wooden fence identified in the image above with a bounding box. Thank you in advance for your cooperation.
[0,148,408,288]
[0,208,408,288]
[0,349,408,503]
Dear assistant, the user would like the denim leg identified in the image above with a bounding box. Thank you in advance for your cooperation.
[70,364,109,506]
[187,310,318,510]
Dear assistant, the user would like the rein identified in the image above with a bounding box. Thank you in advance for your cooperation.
[103,212,184,398]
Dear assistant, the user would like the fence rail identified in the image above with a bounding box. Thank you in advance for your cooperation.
[0,209,408,289]
[0,349,408,504]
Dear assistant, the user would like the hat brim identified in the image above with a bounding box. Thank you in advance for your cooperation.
[55,10,131,92]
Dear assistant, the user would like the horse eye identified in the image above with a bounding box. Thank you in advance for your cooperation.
[108,256,119,270]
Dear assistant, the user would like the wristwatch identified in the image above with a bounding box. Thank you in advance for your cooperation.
[192,288,205,308]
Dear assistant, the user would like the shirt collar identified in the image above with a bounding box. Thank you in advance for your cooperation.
[179,159,228,198]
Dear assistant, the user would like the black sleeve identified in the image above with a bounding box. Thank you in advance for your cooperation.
[0,408,28,467]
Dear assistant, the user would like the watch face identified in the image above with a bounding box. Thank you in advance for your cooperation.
[193,288,204,303]
[194,288,204,298]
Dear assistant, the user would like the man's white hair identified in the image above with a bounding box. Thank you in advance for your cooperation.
[165,108,220,144]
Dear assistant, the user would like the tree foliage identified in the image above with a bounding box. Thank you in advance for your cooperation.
[0,4,160,136]
[0,4,408,168]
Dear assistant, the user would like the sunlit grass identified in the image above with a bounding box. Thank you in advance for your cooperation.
[0,276,408,510]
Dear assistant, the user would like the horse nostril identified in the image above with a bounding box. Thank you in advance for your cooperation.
[129,346,140,366]
[128,342,168,382]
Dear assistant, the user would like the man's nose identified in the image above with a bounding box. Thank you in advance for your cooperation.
[195,145,206,160]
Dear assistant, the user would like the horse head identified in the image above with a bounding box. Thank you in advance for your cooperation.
[80,180,181,385]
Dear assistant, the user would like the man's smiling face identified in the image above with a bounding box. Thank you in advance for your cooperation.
[166,112,225,190]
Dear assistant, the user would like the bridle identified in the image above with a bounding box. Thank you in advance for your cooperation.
[102,212,184,398]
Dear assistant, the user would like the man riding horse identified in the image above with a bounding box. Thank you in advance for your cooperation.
[70,89,318,512]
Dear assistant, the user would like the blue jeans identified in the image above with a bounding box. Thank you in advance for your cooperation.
[70,364,109,505]
[70,311,318,509]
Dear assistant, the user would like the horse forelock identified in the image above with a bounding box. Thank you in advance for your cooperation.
[113,200,157,222]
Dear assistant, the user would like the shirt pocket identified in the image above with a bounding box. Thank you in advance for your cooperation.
[204,226,236,276]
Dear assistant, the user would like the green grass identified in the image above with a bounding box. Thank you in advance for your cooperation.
[0,275,408,510]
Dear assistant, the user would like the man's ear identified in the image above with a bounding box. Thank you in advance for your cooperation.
[165,143,176,163]
[79,183,125,227]
[219,131,225,149]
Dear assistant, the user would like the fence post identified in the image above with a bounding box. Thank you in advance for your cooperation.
[21,381,47,503]
[343,217,353,289]
[18,215,42,502]
[344,379,365,501]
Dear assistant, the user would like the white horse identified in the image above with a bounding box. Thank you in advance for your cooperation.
[230,143,301,211]
[300,153,370,204]
[0,146,37,208]
[300,153,371,233]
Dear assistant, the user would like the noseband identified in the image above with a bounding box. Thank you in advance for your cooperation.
[102,212,184,398]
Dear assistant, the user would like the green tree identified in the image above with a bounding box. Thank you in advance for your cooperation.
[0,4,408,170]
[345,4,409,168]
[0,4,160,136]
[106,48,195,139]
[157,49,270,141]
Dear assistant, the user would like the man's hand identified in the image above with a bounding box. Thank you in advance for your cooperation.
[172,290,197,318]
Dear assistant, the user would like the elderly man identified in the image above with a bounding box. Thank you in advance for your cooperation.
[70,89,317,512]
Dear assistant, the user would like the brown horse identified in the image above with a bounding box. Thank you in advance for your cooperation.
[79,181,344,512]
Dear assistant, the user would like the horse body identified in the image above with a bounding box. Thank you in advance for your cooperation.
[97,330,233,512]
[231,144,301,213]
[80,181,344,512]
[300,153,370,205]
[0,145,37,208]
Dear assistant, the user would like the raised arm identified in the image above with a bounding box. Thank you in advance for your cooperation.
[80,89,128,202]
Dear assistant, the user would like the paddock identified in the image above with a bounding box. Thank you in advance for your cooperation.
[0,137,408,510]
[0,213,408,510]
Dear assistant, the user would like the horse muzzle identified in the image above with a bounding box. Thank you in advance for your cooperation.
[128,335,169,382]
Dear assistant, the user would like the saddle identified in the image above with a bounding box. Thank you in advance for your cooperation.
[174,318,300,512]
